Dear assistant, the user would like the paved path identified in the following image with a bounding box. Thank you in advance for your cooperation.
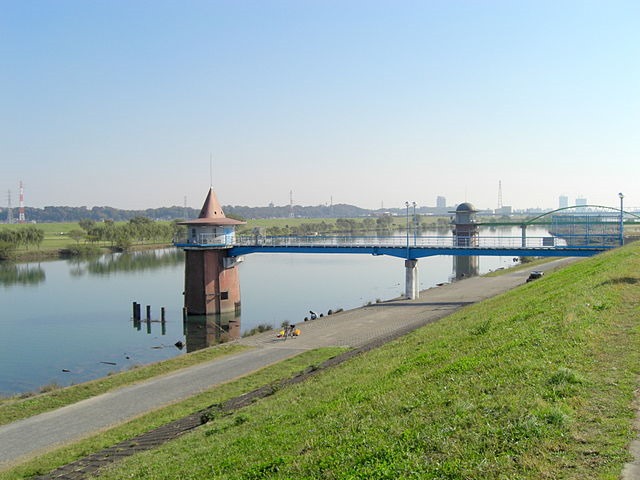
[0,259,576,469]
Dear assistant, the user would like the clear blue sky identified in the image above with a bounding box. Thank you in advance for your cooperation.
[2,1,639,211]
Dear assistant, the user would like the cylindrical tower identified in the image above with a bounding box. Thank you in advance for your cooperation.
[451,202,480,279]
[177,188,245,316]
[451,202,479,246]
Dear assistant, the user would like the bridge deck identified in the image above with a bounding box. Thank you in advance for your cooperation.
[175,234,611,259]
[227,244,608,259]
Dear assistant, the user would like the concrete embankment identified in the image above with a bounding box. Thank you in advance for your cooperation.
[0,257,576,469]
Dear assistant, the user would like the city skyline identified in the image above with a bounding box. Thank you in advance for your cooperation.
[2,1,638,211]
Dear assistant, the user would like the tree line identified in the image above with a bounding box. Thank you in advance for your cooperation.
[71,218,185,251]
[0,218,186,260]
[20,205,200,223]
[251,215,406,236]
[0,226,45,259]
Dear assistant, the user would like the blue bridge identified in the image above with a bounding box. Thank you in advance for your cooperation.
[176,197,631,303]
[175,233,612,301]
[229,234,610,259]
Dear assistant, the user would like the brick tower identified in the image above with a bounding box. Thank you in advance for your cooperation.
[178,188,245,315]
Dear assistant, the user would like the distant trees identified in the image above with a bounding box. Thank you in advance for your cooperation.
[23,205,199,223]
[376,215,394,230]
[0,226,46,259]
[78,217,182,251]
[0,226,45,250]
[22,203,379,223]
[68,229,86,244]
[78,219,95,232]
[257,216,400,237]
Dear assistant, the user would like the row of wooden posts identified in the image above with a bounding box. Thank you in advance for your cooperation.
[132,302,191,336]
[133,302,190,322]
[132,301,168,322]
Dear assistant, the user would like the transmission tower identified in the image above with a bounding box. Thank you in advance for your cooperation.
[497,180,503,209]
[18,181,25,223]
[6,190,14,224]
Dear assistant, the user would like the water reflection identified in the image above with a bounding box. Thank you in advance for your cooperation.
[0,263,46,287]
[68,248,183,277]
[133,317,168,336]
[452,256,480,280]
[184,313,241,352]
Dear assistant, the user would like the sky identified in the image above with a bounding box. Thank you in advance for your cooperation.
[1,0,639,212]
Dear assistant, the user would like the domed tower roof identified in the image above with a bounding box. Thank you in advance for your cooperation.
[179,188,245,226]
[455,202,477,213]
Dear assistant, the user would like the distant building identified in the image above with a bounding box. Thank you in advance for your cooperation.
[559,195,568,209]
[576,197,587,207]
[495,206,512,216]
[436,196,446,209]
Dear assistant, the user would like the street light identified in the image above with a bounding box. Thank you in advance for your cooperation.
[619,192,624,246]
[405,201,410,251]
[412,201,417,246]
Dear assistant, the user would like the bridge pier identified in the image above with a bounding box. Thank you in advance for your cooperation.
[405,259,419,300]
[184,249,242,315]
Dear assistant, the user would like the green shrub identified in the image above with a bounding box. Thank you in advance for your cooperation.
[0,241,16,260]
[62,244,101,257]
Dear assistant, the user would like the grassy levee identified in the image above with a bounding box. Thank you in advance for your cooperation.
[93,243,640,479]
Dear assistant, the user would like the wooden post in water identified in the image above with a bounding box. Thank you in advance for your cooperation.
[161,307,166,322]
[133,302,141,321]
[182,307,188,335]
[146,305,151,321]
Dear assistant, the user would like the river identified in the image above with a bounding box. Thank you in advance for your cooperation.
[0,227,547,396]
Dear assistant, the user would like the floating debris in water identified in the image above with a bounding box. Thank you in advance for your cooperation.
[100,361,117,365]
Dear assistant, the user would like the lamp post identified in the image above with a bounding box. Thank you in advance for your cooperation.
[412,201,417,246]
[619,192,624,246]
[405,201,410,252]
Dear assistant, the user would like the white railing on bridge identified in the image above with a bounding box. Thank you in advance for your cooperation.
[235,235,567,249]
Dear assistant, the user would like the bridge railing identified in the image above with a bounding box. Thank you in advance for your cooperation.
[235,235,567,249]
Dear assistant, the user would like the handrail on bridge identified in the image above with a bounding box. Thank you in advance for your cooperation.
[234,234,615,249]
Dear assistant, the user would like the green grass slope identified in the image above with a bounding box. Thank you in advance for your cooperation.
[97,244,640,479]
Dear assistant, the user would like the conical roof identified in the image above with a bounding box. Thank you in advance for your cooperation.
[179,188,245,226]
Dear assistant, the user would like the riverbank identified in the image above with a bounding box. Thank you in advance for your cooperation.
[5,242,174,263]
[94,247,639,479]
[1,255,605,477]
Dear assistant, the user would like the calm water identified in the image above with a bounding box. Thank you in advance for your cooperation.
[0,228,546,395]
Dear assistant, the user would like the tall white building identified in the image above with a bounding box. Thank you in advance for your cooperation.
[559,195,568,209]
